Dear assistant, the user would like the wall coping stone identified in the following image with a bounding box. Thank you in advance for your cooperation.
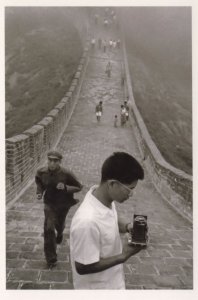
[24,125,43,135]
[69,86,75,92]
[72,79,78,85]
[77,66,83,71]
[55,103,66,110]
[6,134,29,143]
[38,116,53,126]
[65,92,72,97]
[47,109,59,117]
[75,71,81,78]
[60,97,69,104]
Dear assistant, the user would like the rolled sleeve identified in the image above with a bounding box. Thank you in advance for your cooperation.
[71,220,100,265]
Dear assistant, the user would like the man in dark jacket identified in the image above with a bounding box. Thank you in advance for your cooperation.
[35,150,83,268]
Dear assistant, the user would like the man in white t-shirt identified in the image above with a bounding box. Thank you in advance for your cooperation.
[70,152,144,289]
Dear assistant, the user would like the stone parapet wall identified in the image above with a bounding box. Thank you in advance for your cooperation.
[6,41,89,205]
[122,40,192,222]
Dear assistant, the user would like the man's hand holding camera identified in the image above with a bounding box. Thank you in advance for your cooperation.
[122,237,143,261]
[125,222,133,233]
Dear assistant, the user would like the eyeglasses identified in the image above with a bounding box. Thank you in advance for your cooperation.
[116,181,135,196]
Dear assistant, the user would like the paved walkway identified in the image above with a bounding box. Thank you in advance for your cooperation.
[6,21,193,290]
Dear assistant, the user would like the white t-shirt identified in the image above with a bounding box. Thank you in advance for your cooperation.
[70,186,125,289]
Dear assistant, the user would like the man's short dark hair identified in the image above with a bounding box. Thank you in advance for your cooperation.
[101,152,144,184]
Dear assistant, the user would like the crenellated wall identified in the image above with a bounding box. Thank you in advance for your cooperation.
[122,40,192,222]
[6,40,90,205]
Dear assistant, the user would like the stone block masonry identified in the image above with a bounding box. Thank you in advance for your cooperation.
[64,92,73,110]
[38,116,54,152]
[47,108,61,147]
[55,102,67,132]
[6,134,31,201]
[24,125,44,167]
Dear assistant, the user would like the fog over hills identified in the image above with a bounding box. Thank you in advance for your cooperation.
[5,7,86,138]
[122,7,191,77]
[121,7,192,174]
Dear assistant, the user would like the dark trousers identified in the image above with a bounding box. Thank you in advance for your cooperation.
[44,204,69,263]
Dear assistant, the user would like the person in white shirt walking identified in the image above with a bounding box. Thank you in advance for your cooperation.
[70,152,144,289]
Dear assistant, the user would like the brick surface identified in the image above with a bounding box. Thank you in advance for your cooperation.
[7,251,19,259]
[19,251,44,260]
[125,274,156,285]
[20,282,51,289]
[6,259,26,269]
[155,264,184,276]
[51,282,74,289]
[24,260,49,270]
[8,269,39,281]
[6,281,20,289]
[126,284,143,289]
[6,20,193,290]
[151,275,184,289]
[170,250,193,258]
[129,263,158,275]
[164,257,192,267]
[8,243,35,252]
[39,271,68,283]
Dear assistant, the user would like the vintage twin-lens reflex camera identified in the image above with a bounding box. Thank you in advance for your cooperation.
[128,214,148,246]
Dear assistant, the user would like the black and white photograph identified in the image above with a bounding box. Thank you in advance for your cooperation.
[2,0,196,298]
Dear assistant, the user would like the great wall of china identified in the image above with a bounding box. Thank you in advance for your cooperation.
[6,13,192,224]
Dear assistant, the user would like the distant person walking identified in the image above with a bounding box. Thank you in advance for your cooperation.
[109,39,113,51]
[121,73,125,87]
[112,40,117,49]
[94,14,99,25]
[104,19,109,29]
[120,105,126,126]
[114,115,118,127]
[124,100,129,122]
[35,151,83,268]
[113,14,117,24]
[106,61,112,78]
[117,39,121,49]
[104,7,109,17]
[103,39,107,53]
[91,38,96,50]
[95,101,103,122]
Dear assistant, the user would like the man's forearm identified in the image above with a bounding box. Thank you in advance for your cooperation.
[75,253,125,275]
[66,185,82,193]
[35,176,44,195]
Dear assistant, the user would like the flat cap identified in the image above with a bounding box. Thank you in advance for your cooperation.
[47,150,62,160]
